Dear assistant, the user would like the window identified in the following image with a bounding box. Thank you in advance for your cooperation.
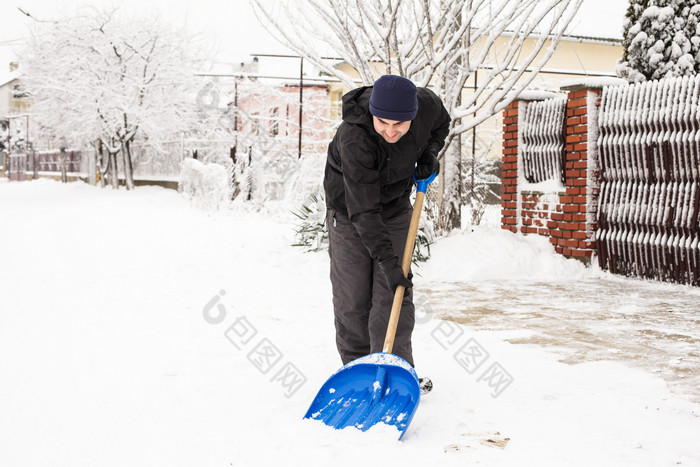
[270,107,279,137]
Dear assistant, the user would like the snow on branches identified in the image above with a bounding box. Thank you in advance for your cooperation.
[252,0,583,133]
[252,0,583,232]
[20,6,209,189]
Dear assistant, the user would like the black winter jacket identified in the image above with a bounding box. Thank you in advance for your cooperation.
[324,84,451,263]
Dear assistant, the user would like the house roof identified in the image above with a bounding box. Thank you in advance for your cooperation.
[0,72,18,89]
[559,33,622,46]
[493,30,622,46]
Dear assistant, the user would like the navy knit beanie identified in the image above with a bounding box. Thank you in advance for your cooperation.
[369,75,418,122]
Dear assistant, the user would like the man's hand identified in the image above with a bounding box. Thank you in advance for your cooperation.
[415,148,440,180]
[379,257,413,292]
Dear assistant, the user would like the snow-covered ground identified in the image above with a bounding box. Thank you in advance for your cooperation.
[1,179,698,467]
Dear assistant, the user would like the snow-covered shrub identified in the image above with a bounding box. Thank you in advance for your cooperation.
[291,190,434,264]
[285,152,326,207]
[178,158,232,210]
[292,192,327,252]
[413,217,435,266]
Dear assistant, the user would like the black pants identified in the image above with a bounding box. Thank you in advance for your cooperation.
[327,208,415,367]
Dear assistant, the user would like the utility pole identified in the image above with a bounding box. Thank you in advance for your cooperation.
[232,78,239,162]
[472,69,477,202]
[298,57,303,159]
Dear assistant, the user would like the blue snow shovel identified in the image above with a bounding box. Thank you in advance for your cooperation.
[304,172,437,440]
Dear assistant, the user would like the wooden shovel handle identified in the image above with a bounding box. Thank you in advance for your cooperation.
[382,190,426,353]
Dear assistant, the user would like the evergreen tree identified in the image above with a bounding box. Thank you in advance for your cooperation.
[617,0,700,81]
[620,0,648,66]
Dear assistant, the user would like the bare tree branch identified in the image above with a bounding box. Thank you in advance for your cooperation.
[250,0,583,231]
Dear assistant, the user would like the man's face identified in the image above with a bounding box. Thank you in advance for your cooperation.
[372,116,411,144]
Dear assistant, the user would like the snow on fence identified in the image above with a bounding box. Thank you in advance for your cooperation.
[521,97,567,184]
[596,75,700,285]
[502,75,700,286]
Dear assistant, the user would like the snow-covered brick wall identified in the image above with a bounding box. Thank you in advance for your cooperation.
[502,99,567,240]
[520,192,563,237]
[501,85,609,263]
[596,74,700,285]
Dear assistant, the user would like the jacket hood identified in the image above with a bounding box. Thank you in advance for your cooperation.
[341,86,373,125]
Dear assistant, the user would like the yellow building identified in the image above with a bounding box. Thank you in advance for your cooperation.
[0,62,31,117]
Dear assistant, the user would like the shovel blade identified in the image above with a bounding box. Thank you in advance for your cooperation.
[303,353,420,440]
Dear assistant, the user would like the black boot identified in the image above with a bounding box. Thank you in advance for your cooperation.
[419,377,433,395]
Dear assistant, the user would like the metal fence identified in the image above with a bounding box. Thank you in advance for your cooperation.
[596,75,700,285]
[6,150,84,181]
[521,97,567,184]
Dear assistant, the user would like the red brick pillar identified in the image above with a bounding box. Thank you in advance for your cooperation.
[500,101,520,233]
[554,83,605,261]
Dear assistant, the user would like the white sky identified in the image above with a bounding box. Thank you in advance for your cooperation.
[0,0,293,80]
[0,0,628,81]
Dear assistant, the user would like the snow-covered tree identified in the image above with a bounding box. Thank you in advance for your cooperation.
[20,7,209,189]
[252,0,583,232]
[181,65,343,206]
[617,0,700,82]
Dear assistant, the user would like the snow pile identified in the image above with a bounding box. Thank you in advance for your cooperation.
[178,157,232,210]
[343,352,417,375]
[419,226,594,282]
